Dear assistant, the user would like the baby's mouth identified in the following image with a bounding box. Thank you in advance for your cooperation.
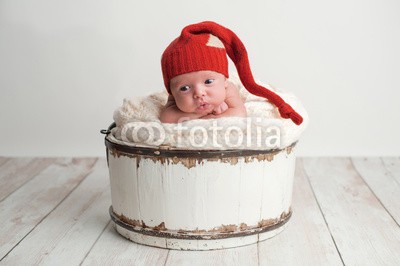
[197,102,210,111]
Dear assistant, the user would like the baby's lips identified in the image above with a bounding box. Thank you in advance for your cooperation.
[197,102,210,110]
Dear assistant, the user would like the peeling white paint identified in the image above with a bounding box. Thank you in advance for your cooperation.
[107,143,296,250]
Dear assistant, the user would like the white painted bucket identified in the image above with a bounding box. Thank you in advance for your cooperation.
[103,124,296,250]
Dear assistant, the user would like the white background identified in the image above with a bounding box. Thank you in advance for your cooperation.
[1,0,399,157]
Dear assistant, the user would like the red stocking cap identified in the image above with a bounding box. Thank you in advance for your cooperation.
[161,21,303,125]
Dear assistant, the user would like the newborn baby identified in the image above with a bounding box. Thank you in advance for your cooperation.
[159,21,303,125]
[160,70,246,123]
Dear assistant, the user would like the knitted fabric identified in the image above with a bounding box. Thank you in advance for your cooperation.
[161,34,228,89]
[161,21,303,125]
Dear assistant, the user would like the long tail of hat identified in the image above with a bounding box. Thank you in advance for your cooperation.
[181,21,303,125]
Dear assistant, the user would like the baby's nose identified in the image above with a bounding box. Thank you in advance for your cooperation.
[193,86,206,98]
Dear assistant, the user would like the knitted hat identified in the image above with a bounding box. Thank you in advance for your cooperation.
[161,21,303,125]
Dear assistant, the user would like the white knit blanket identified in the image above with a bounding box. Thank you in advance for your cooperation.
[111,74,308,150]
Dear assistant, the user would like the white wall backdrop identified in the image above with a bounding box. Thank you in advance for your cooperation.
[1,0,399,156]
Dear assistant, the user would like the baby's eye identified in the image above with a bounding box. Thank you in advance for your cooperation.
[179,85,190,92]
[205,79,214,85]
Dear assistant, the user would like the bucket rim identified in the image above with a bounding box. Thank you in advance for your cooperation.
[102,122,296,158]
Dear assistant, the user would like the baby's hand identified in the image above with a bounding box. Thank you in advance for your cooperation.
[212,102,228,115]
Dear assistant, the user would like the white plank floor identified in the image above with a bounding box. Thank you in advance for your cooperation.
[0,157,399,265]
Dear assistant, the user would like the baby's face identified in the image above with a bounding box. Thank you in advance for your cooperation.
[170,70,227,114]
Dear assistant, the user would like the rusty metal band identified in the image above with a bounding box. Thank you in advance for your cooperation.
[105,136,296,159]
[109,206,291,240]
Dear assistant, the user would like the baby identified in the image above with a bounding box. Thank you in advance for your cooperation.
[160,70,246,123]
[159,21,303,125]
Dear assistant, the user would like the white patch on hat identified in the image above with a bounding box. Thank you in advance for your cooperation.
[206,34,224,48]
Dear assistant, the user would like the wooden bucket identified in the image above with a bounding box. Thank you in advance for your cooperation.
[102,124,296,250]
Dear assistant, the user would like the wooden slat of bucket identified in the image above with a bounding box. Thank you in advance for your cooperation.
[108,154,141,222]
[137,158,166,228]
[0,158,97,259]
[192,159,241,230]
[302,158,400,266]
[162,159,209,230]
[237,159,264,227]
[0,159,110,265]
[258,159,342,265]
[260,153,294,220]
[81,223,169,265]
[352,157,400,224]
[0,158,57,202]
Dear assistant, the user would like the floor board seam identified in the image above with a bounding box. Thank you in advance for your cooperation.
[0,158,99,261]
[350,157,400,228]
[80,219,112,265]
[301,158,345,266]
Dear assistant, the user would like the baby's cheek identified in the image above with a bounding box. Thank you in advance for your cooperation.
[176,97,194,111]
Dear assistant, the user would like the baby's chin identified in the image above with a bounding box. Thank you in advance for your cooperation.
[192,109,212,115]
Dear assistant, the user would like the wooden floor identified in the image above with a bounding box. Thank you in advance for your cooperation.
[0,157,399,265]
